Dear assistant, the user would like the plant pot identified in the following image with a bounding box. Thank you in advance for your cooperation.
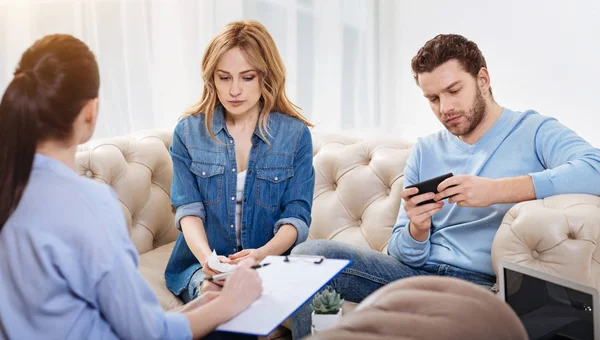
[311,309,342,335]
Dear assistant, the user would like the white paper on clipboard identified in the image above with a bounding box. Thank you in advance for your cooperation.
[216,255,351,336]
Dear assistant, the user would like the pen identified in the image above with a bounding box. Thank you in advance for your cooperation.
[206,263,270,282]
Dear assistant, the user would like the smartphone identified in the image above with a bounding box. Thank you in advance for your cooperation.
[406,172,454,206]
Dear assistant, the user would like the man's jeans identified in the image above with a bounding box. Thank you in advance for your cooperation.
[290,240,496,339]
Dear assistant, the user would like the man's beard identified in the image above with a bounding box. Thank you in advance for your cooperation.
[443,87,486,137]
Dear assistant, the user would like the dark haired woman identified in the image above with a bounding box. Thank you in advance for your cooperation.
[0,34,261,340]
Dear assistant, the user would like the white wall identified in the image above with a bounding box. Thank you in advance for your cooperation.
[1,1,599,144]
[387,0,600,146]
[0,0,381,139]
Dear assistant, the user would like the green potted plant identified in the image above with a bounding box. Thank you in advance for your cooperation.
[310,286,345,334]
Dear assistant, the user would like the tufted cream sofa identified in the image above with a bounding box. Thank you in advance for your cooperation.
[75,130,600,312]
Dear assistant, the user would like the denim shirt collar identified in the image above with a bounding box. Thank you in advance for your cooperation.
[211,104,270,144]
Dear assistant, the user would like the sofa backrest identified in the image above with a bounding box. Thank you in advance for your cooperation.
[75,130,414,255]
[76,130,178,255]
[310,133,413,252]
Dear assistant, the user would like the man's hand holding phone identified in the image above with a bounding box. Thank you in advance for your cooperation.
[400,187,444,242]
[435,175,499,208]
[401,173,453,242]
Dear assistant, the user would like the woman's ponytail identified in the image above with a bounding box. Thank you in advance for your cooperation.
[0,72,42,229]
[0,34,99,231]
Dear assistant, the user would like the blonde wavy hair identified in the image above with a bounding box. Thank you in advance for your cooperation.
[182,20,312,142]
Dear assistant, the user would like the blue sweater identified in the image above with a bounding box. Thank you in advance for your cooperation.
[388,108,600,277]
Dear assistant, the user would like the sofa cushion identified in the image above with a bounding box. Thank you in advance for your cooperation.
[76,130,179,255]
[310,133,413,252]
[139,241,184,310]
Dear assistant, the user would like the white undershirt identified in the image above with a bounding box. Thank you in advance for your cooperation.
[235,170,247,247]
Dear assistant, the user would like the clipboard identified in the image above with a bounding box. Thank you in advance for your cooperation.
[215,255,352,336]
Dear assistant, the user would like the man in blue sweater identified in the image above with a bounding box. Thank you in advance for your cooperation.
[291,34,600,338]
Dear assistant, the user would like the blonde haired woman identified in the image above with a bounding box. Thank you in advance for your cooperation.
[165,21,315,304]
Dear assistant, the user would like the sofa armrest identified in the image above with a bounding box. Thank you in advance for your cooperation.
[491,194,600,291]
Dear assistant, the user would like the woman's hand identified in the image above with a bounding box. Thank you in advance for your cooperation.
[220,259,263,316]
[183,291,220,311]
[200,255,230,291]
[200,280,224,293]
[227,248,267,264]
[201,255,230,275]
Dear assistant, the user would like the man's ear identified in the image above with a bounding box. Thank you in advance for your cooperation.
[477,68,491,95]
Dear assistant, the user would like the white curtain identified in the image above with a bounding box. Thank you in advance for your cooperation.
[0,0,400,139]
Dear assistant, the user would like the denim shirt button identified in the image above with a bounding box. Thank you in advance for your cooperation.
[230,224,234,228]
[274,176,279,181]
[232,168,236,172]
[230,139,234,144]
[201,171,206,176]
[231,196,235,201]
[248,170,253,175]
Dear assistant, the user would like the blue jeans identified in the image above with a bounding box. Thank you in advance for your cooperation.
[290,240,496,339]
[179,268,206,303]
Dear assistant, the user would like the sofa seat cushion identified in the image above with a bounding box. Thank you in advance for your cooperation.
[139,241,184,310]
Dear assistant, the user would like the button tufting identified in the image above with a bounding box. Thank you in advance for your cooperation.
[86,170,93,178]
[531,250,540,259]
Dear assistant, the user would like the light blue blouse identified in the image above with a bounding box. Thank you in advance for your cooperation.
[0,154,191,340]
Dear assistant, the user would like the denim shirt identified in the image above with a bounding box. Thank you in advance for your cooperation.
[165,106,315,294]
